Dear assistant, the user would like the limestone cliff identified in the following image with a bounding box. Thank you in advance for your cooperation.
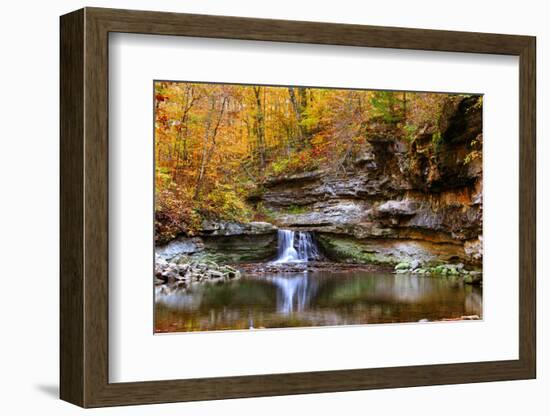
[253,95,483,267]
[156,221,278,264]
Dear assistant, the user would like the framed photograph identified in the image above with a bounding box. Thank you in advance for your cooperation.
[60,7,536,407]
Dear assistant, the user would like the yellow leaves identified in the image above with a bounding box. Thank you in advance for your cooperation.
[204,186,251,221]
[154,81,466,240]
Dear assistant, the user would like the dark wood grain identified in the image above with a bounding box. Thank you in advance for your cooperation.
[59,8,84,406]
[83,9,110,406]
[60,7,537,408]
[88,7,532,54]
[518,38,537,376]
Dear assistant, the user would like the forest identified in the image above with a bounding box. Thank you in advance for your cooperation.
[154,81,483,332]
[154,81,480,244]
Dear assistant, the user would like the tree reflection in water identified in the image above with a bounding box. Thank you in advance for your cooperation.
[155,271,482,332]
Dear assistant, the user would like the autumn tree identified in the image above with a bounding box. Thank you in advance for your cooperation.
[154,81,463,242]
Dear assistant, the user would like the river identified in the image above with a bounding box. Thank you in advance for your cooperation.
[155,269,482,332]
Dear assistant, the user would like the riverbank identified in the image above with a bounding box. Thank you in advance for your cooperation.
[157,222,482,280]
[237,261,394,275]
[155,256,241,285]
[156,222,482,289]
[155,267,482,332]
[155,257,481,291]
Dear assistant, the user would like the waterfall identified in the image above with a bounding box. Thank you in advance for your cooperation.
[274,230,298,263]
[272,229,320,263]
[296,232,320,261]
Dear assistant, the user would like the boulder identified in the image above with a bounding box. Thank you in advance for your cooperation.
[410,259,421,270]
[376,200,419,217]
[155,259,242,287]
[156,237,204,261]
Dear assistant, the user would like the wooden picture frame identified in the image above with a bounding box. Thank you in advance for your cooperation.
[60,7,536,408]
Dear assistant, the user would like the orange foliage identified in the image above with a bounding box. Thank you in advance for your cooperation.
[154,81,461,241]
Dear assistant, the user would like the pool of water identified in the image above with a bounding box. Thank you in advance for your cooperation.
[154,270,482,333]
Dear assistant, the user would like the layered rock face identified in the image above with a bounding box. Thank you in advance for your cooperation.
[256,96,483,267]
[157,221,278,264]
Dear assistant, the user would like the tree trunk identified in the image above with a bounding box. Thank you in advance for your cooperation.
[194,95,228,199]
[288,87,307,146]
[172,87,196,181]
[253,86,266,172]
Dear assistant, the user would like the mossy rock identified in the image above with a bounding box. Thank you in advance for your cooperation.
[395,262,410,270]
[316,235,395,265]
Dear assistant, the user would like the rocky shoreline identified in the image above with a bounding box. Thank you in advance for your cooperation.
[237,261,394,275]
[155,256,481,287]
[155,256,241,286]
[393,260,482,284]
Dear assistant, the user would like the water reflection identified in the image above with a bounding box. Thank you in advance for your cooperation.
[267,273,318,313]
[155,271,482,332]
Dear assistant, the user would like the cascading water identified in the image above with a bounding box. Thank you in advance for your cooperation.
[273,230,298,263]
[296,232,320,261]
[272,229,320,263]
[266,229,322,315]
